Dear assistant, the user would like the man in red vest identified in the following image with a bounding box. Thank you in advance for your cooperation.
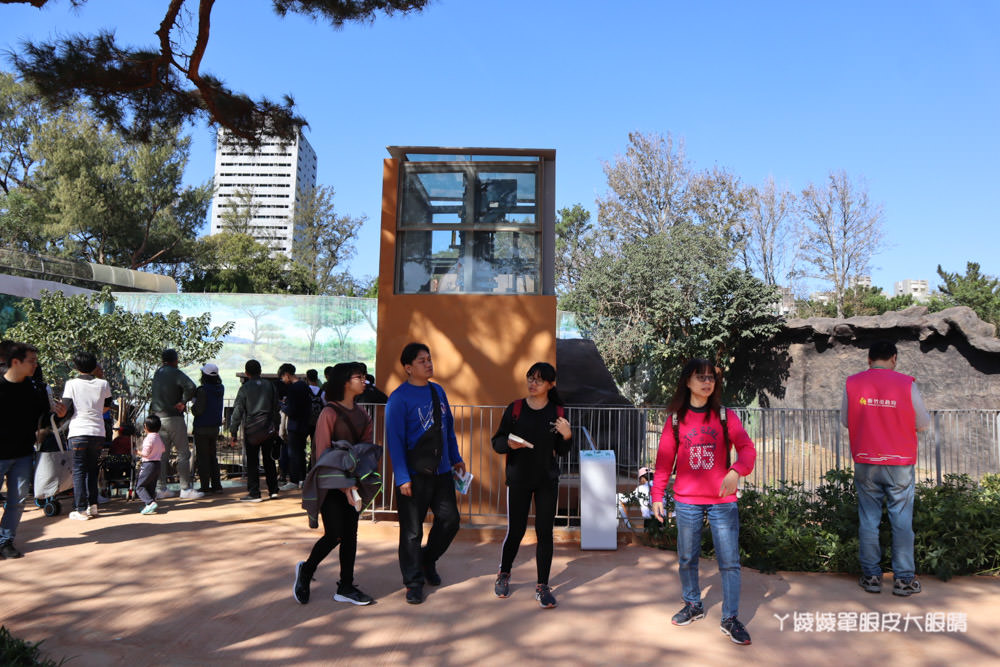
[841,341,930,596]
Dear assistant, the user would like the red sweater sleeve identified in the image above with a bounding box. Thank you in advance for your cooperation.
[651,419,677,504]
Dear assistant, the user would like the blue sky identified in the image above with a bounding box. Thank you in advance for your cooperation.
[3,0,998,294]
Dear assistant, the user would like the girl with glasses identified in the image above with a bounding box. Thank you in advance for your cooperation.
[651,359,757,645]
[490,362,572,608]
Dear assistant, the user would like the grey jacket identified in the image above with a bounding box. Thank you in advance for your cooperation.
[150,365,197,417]
[301,440,382,528]
[229,377,279,438]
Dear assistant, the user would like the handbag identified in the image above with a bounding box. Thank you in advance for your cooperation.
[244,411,277,448]
[406,384,444,476]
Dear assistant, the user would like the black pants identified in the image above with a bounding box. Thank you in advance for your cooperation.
[397,472,460,587]
[244,438,278,498]
[193,426,222,491]
[500,478,559,585]
[304,489,359,585]
[286,429,308,484]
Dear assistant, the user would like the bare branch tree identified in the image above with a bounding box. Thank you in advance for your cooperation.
[741,176,798,286]
[797,171,884,318]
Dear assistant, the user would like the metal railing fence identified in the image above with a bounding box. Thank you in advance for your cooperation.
[179,403,1000,523]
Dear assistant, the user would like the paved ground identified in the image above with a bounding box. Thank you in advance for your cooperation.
[2,489,998,666]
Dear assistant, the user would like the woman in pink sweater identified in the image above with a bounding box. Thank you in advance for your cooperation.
[651,359,756,646]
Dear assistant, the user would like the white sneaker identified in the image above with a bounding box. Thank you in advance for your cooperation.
[156,489,177,499]
[86,504,99,517]
[68,511,90,521]
[279,482,298,491]
[179,489,205,500]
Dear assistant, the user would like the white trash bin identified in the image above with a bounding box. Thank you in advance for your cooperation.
[580,449,618,550]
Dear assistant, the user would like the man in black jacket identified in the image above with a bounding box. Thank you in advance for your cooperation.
[0,343,66,558]
[230,359,280,502]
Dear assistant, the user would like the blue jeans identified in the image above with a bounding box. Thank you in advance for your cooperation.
[674,500,742,619]
[854,463,915,579]
[0,455,33,545]
[69,435,104,512]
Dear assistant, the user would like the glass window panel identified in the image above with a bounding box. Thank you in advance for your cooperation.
[397,229,538,294]
[400,170,467,225]
[475,172,537,224]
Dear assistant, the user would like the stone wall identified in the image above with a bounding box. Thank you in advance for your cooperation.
[764,306,1000,410]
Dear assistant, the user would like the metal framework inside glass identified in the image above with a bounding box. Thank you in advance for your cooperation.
[396,161,541,294]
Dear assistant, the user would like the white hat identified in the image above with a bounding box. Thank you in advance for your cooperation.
[201,363,219,376]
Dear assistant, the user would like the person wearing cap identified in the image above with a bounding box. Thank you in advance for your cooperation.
[150,349,200,499]
[192,362,225,494]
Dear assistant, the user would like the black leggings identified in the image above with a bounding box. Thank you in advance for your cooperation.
[500,478,559,585]
[305,489,359,585]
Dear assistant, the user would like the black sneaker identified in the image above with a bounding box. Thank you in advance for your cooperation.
[671,601,705,626]
[405,584,424,605]
[494,571,511,598]
[240,495,262,503]
[892,577,921,597]
[334,582,374,606]
[0,542,23,559]
[293,561,313,604]
[859,574,882,594]
[720,616,751,645]
[535,584,557,608]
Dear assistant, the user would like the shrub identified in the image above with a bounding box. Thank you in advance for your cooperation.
[0,626,65,667]
[643,468,1000,579]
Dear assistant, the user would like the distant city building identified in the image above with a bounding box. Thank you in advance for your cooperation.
[849,275,872,289]
[209,128,318,258]
[894,278,930,302]
[809,292,832,306]
[774,286,797,317]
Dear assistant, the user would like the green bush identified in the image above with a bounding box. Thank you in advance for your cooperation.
[644,468,1000,580]
[0,627,65,667]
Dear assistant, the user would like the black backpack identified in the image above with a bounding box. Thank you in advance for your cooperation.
[308,390,325,429]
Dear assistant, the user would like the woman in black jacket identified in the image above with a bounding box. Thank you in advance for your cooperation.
[490,362,572,608]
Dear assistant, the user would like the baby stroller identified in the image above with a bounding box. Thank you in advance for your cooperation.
[34,415,74,517]
[100,424,137,500]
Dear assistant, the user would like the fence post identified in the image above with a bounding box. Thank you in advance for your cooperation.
[834,412,841,470]
[934,411,943,486]
[780,410,787,484]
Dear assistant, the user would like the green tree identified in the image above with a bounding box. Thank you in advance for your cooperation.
[0,71,42,195]
[571,131,778,404]
[554,203,594,297]
[183,232,317,294]
[7,0,430,143]
[217,187,259,236]
[291,185,365,294]
[935,262,1000,330]
[565,226,781,404]
[795,286,915,319]
[7,287,233,416]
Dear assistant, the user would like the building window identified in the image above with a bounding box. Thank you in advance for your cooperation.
[395,162,540,294]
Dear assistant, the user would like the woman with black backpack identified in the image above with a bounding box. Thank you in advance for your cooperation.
[293,361,375,607]
[651,359,757,646]
[490,362,572,608]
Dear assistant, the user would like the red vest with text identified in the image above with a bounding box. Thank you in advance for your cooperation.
[846,368,918,465]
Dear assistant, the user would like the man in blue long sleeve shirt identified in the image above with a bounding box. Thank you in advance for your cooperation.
[386,342,465,605]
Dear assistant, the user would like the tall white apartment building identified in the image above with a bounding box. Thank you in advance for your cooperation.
[209,128,318,258]
[894,279,930,302]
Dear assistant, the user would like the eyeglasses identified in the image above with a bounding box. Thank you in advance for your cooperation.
[694,374,716,383]
[350,375,366,381]
[526,376,547,385]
